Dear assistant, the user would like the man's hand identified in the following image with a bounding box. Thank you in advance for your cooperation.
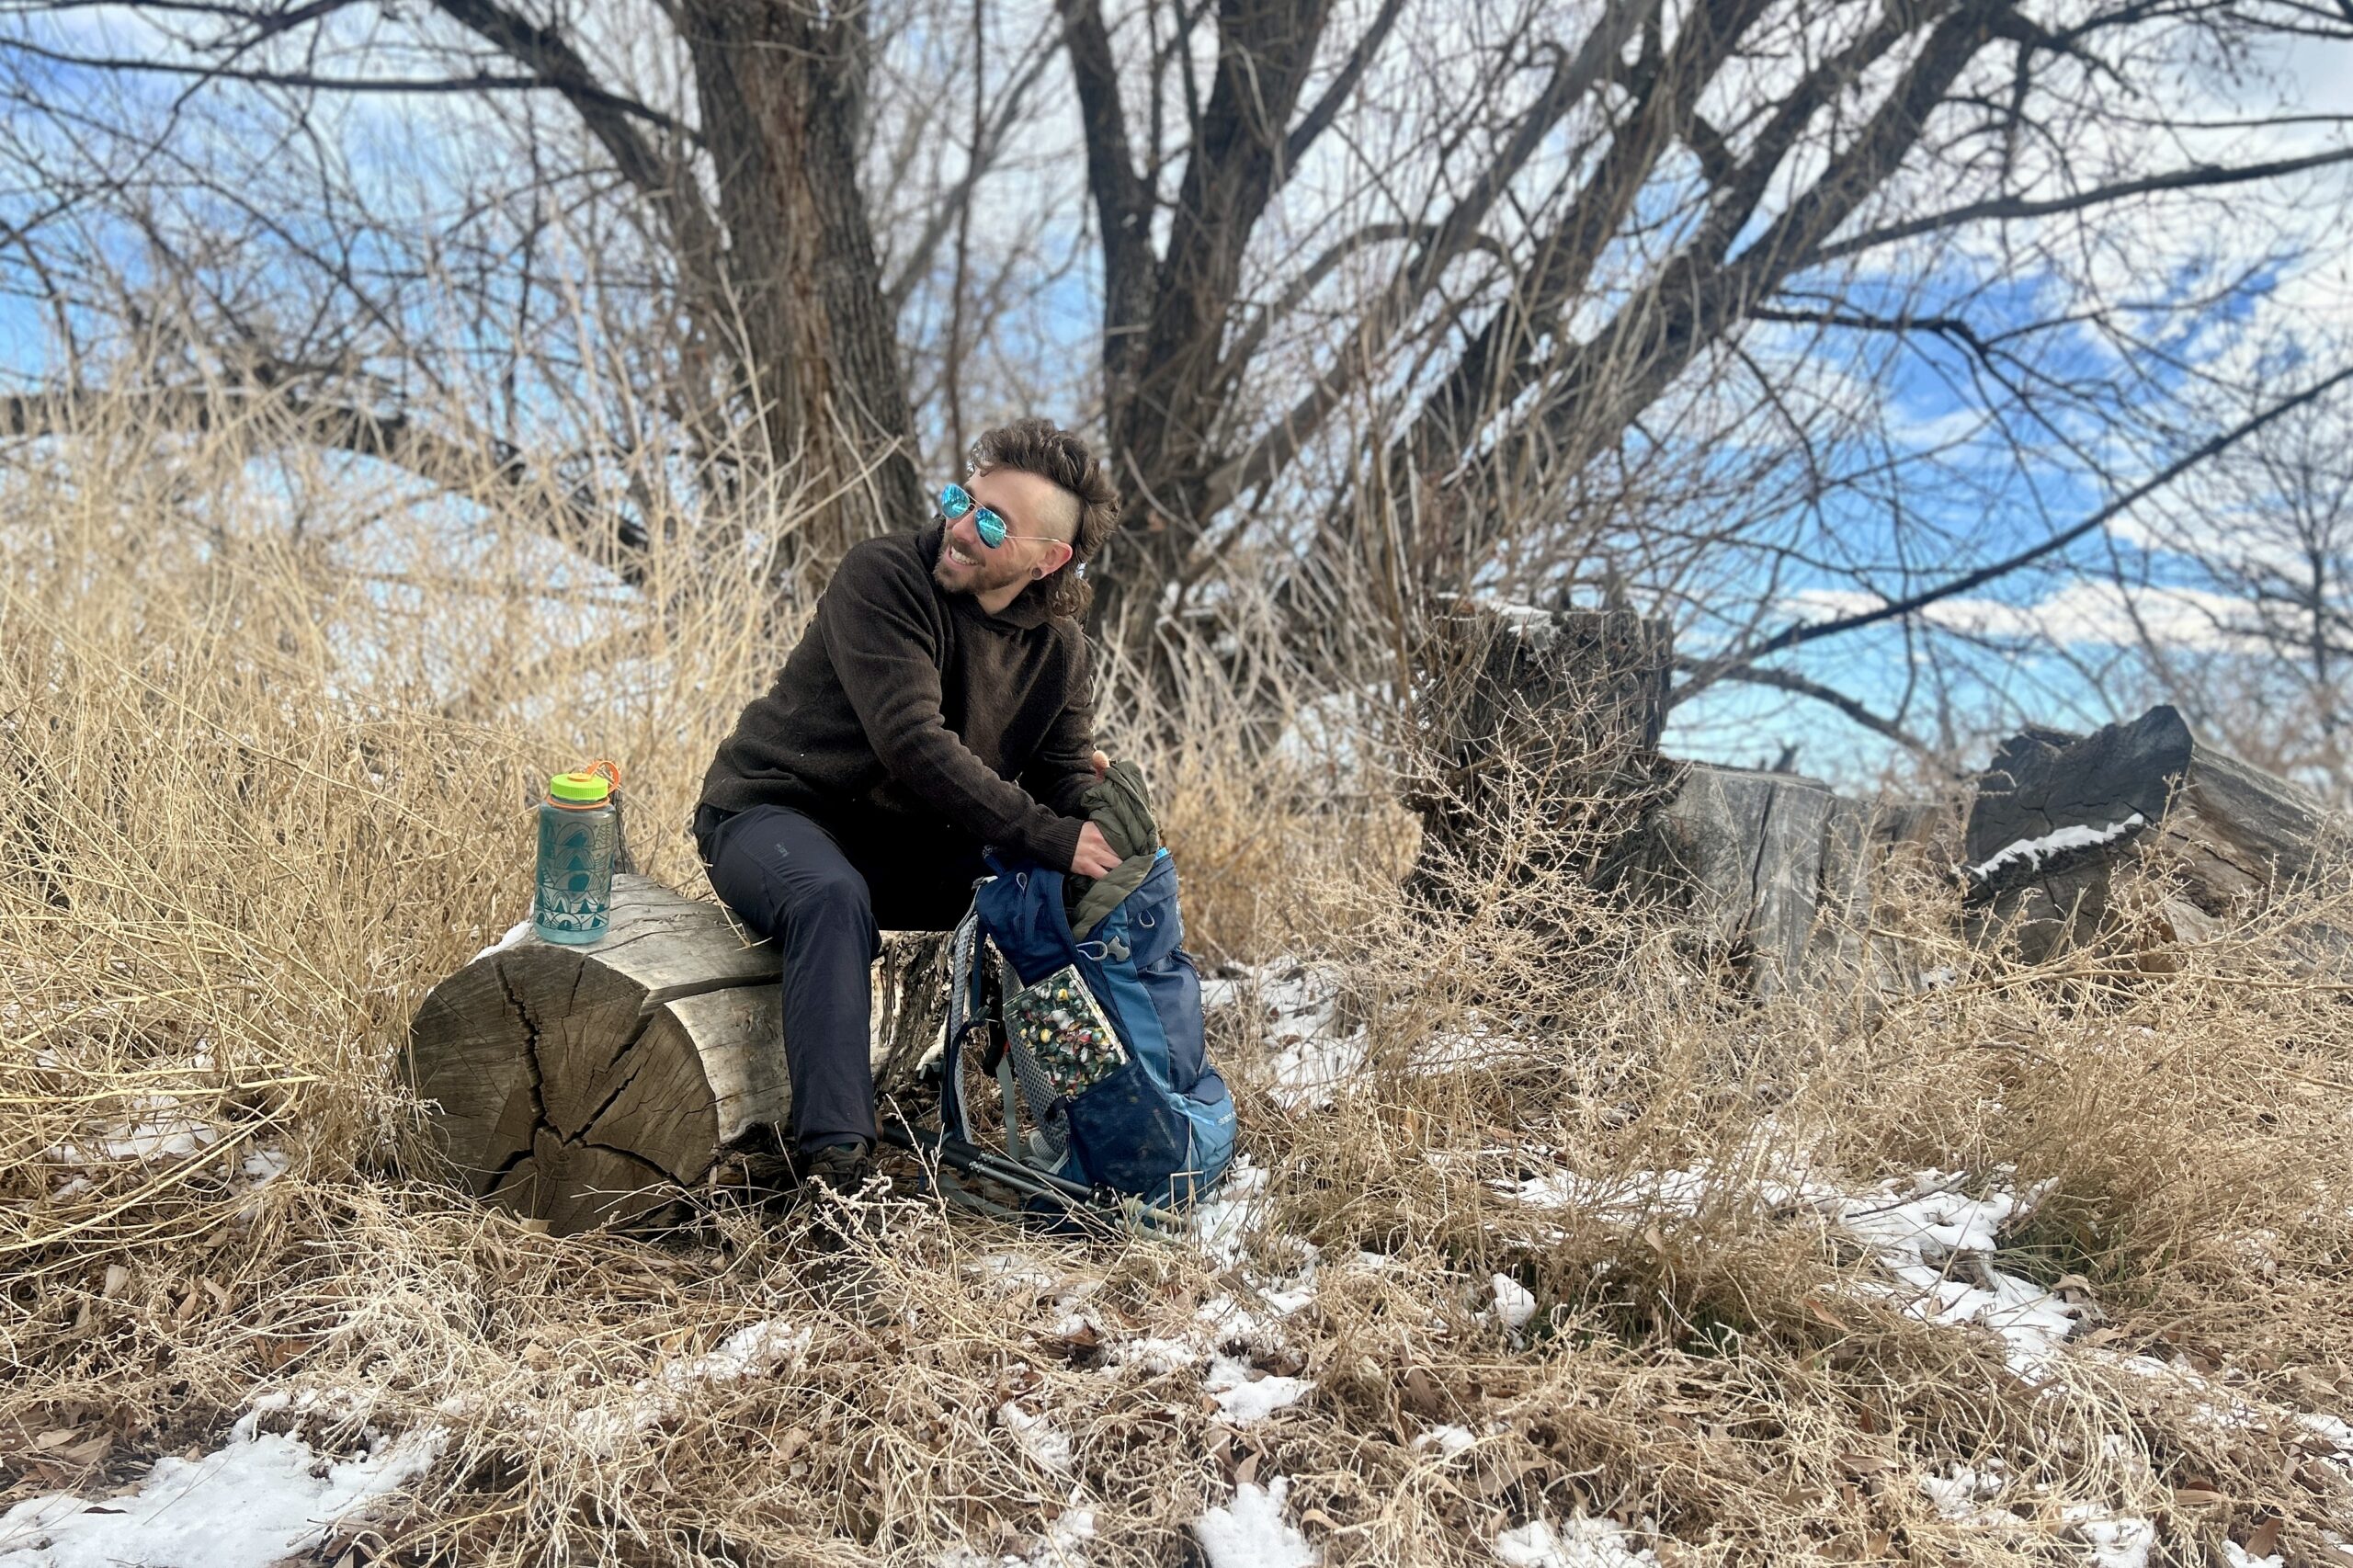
[1090,748,1110,783]
[1071,821,1120,878]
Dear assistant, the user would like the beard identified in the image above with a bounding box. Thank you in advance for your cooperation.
[933,534,1029,599]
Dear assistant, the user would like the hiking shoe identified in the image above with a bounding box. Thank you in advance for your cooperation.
[801,1139,880,1199]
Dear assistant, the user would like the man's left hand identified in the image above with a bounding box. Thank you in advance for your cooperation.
[1090,749,1110,782]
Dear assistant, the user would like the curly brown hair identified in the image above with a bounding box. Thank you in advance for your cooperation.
[967,417,1120,622]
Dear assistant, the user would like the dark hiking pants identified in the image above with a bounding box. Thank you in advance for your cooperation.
[694,803,983,1153]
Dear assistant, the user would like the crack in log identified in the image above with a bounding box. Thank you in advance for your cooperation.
[568,1048,653,1150]
[483,1142,535,1189]
[491,955,546,1132]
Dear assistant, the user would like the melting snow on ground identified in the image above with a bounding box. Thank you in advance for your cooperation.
[1081,1285,1316,1429]
[0,1405,443,1568]
[1824,1175,2080,1375]
[2063,1506,2155,1568]
[1493,1516,1657,1568]
[1489,1275,1539,1332]
[1193,1478,1317,1568]
[995,1403,1074,1474]
[570,1318,812,1455]
[1202,963,1366,1110]
[44,1096,218,1165]
[938,1505,1096,1568]
[1511,1161,2080,1374]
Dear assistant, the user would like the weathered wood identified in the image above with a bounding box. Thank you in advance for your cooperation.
[405,873,949,1233]
[1599,763,1830,994]
[1406,600,1676,897]
[1965,705,2337,960]
[1805,795,1950,994]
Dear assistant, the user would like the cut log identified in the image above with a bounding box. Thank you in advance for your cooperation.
[1597,766,1953,995]
[1597,763,1826,994]
[1964,705,2339,960]
[1406,600,1675,898]
[1806,795,1949,993]
[404,873,949,1233]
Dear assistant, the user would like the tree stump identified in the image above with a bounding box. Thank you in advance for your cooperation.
[1964,705,2338,960]
[1405,600,1676,900]
[404,874,949,1233]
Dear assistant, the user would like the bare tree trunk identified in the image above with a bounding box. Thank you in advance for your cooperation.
[683,0,926,584]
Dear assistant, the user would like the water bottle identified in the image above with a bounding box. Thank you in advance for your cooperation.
[533,761,620,945]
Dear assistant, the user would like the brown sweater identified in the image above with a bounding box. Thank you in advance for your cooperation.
[698,519,1093,869]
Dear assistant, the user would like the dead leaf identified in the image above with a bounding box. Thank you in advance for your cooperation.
[516,1217,550,1235]
[1299,1507,1338,1530]
[1472,1456,1547,1500]
[776,1427,809,1462]
[32,1429,78,1452]
[1839,1452,1897,1475]
[100,1265,128,1300]
[1402,1367,1449,1419]
[1804,1298,1851,1332]
[2170,1487,2229,1508]
[2245,1517,2282,1556]
[1233,1450,1260,1488]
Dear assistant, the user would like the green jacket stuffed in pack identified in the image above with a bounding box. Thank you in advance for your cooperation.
[1063,758,1159,938]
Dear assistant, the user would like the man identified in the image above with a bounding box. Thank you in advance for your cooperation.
[693,417,1122,1199]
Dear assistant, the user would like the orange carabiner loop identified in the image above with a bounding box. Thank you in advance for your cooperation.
[585,759,622,793]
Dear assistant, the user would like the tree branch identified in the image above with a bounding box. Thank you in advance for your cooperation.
[1279,0,1405,176]
[1813,145,2353,265]
[426,0,719,270]
[1,36,698,139]
[1673,362,2353,704]
[1207,0,1664,515]
[884,18,1062,311]
[1675,654,1932,755]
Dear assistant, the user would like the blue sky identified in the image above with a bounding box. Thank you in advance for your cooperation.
[5,6,2351,790]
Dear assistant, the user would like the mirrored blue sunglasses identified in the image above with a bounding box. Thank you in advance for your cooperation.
[939,481,1048,550]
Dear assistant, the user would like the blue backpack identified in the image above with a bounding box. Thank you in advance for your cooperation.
[939,849,1235,1214]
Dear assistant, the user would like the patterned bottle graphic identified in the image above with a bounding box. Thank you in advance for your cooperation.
[533,762,620,945]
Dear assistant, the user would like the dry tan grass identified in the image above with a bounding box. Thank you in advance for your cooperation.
[5,400,2352,1565]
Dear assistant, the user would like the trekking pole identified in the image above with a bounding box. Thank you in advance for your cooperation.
[879,1119,1188,1232]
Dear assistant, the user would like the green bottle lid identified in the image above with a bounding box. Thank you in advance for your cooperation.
[547,770,611,804]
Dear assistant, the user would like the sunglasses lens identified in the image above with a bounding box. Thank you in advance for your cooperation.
[938,482,971,518]
[974,509,1007,548]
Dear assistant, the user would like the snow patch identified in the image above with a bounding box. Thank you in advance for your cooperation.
[1821,1175,2077,1374]
[470,919,535,964]
[1916,1463,2006,1524]
[2063,1507,2154,1568]
[570,1318,811,1454]
[1490,1276,1538,1332]
[996,1403,1074,1474]
[0,1417,442,1568]
[1193,1479,1317,1568]
[1190,1157,1270,1267]
[1204,1356,1310,1426]
[44,1096,218,1165]
[1965,813,2146,882]
[1493,1516,1656,1567]
[1204,963,1368,1111]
